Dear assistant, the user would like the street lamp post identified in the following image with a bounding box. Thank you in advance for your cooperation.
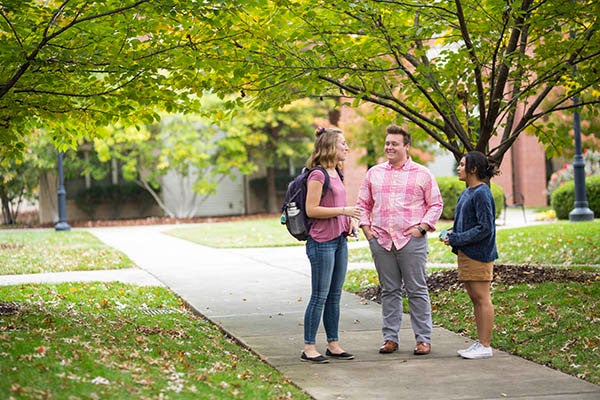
[568,18,594,222]
[568,96,594,222]
[55,151,71,231]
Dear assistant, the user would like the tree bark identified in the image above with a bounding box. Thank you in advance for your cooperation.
[38,172,58,224]
[266,165,278,213]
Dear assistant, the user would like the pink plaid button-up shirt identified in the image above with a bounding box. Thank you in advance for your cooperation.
[356,158,443,251]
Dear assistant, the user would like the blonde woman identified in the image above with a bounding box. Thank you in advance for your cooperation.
[301,127,361,363]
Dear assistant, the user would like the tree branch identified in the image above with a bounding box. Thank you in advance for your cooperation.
[0,9,25,56]
[484,0,534,138]
[454,0,486,127]
[13,71,145,98]
[318,76,457,153]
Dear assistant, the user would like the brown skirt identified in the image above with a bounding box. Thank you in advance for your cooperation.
[457,251,494,282]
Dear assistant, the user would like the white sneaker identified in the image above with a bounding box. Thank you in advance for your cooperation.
[460,342,493,359]
[457,340,480,356]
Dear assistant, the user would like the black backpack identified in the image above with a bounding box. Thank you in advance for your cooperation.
[280,166,342,241]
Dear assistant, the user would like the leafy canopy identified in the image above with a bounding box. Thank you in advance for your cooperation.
[0,0,237,160]
[196,0,600,166]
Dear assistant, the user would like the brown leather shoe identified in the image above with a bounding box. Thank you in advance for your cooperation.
[414,342,431,355]
[379,340,398,354]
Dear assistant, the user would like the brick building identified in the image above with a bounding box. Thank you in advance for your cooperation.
[492,134,548,208]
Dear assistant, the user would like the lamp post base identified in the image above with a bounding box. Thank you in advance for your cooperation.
[55,221,71,231]
[569,207,594,222]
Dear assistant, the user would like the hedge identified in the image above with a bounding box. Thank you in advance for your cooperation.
[436,176,504,220]
[550,175,600,220]
[75,182,158,219]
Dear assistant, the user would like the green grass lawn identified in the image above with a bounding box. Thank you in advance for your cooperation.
[429,280,599,385]
[164,217,599,266]
[165,218,302,248]
[342,266,600,385]
[0,282,309,399]
[0,230,134,275]
[350,220,600,266]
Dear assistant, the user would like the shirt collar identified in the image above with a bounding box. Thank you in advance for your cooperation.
[386,157,412,170]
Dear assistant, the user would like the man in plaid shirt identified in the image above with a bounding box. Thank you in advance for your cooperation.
[357,124,443,356]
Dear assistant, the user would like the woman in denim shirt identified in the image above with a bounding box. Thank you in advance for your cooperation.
[301,127,361,363]
[443,151,498,359]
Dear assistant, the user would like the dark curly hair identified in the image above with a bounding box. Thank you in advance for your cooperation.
[464,151,495,179]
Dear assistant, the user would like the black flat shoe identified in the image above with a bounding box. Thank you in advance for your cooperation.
[301,352,329,363]
[325,349,355,360]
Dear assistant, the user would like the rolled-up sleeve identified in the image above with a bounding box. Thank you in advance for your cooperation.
[421,172,444,231]
[356,171,374,227]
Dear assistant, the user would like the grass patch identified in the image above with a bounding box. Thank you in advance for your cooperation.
[162,216,599,266]
[0,230,134,275]
[344,269,380,293]
[164,218,455,250]
[430,281,600,385]
[0,282,309,399]
[349,220,600,265]
[344,269,600,385]
[165,218,302,248]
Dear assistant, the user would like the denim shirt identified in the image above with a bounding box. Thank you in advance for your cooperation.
[448,184,498,263]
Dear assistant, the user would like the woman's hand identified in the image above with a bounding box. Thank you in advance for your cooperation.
[442,228,453,245]
[341,206,362,219]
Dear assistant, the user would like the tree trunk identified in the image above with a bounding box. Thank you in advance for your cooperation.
[138,179,175,218]
[0,194,13,225]
[38,172,58,224]
[266,166,278,213]
[0,184,14,224]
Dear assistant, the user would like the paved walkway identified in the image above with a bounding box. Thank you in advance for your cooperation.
[1,209,599,399]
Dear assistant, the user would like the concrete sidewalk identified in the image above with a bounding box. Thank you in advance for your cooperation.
[1,209,598,399]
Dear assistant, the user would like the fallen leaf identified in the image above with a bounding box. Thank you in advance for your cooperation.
[91,376,110,385]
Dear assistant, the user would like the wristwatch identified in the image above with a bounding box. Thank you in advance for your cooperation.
[417,225,427,236]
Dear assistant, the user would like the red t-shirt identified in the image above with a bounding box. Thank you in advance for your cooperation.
[306,169,351,242]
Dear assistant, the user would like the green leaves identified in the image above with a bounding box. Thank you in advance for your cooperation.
[3,0,599,172]
[195,0,600,165]
[0,0,232,156]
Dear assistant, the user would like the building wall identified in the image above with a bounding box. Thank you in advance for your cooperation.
[337,107,367,205]
[341,146,367,205]
[492,134,548,207]
[161,169,245,217]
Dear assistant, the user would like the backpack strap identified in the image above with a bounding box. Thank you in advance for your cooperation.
[336,166,344,182]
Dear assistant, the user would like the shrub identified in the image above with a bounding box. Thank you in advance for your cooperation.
[490,183,504,218]
[74,183,158,220]
[436,177,504,220]
[75,186,105,218]
[436,177,464,220]
[546,150,600,197]
[551,175,600,219]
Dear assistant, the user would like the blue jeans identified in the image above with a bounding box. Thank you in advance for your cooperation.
[304,235,348,344]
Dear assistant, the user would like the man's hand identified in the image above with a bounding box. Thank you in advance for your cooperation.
[406,225,427,237]
[361,226,378,241]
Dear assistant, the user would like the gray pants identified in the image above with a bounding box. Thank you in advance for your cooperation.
[368,236,432,344]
